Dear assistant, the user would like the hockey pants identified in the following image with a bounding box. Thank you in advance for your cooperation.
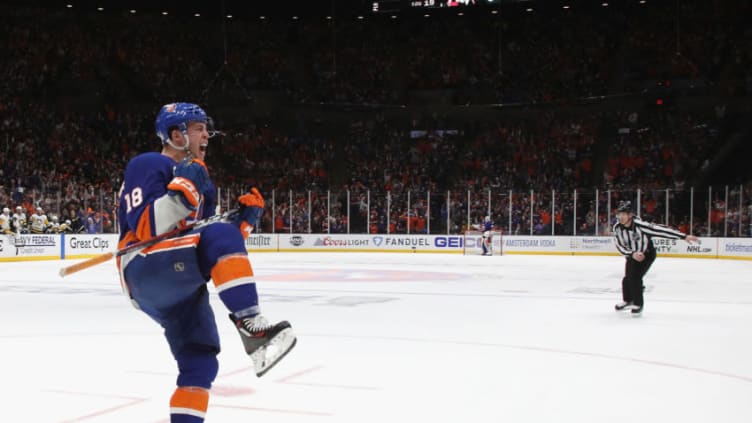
[621,247,656,307]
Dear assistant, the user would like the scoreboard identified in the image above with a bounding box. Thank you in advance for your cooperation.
[372,0,500,13]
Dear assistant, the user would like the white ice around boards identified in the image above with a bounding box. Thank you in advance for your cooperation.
[1,254,751,422]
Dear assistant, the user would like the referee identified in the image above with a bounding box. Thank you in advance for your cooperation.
[612,201,699,315]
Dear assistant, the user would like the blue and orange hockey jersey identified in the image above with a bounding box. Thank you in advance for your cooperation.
[117,152,216,249]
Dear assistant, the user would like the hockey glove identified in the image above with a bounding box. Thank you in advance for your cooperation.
[234,187,265,238]
[168,158,210,211]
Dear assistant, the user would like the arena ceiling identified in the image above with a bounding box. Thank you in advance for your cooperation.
[11,0,609,19]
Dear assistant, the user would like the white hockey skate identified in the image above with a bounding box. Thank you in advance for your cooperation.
[230,314,297,377]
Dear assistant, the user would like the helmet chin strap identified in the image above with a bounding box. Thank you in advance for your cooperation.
[181,129,194,159]
[164,126,193,157]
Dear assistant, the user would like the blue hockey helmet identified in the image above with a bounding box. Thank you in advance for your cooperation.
[155,102,208,143]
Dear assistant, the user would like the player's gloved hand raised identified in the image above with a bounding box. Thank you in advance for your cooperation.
[168,158,210,211]
[234,187,265,238]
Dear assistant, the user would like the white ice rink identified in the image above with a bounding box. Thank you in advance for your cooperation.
[2,253,751,423]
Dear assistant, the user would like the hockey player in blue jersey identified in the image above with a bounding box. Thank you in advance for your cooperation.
[481,215,494,255]
[116,103,296,422]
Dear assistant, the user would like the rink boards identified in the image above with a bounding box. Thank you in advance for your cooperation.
[1,233,751,261]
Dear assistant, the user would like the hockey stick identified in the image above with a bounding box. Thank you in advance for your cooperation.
[59,209,239,277]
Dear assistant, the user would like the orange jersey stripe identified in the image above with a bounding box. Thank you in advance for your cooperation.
[140,233,200,255]
[211,254,254,290]
[190,158,209,172]
[170,386,209,413]
[135,204,153,241]
[116,231,141,293]
[118,231,139,251]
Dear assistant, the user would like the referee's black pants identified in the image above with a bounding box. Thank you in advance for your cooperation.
[622,247,657,307]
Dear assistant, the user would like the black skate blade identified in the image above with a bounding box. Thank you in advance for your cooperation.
[251,328,297,377]
[615,303,635,312]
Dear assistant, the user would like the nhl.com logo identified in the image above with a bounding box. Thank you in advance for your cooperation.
[289,235,305,246]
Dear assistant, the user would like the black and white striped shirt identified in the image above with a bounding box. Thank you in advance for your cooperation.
[612,217,687,256]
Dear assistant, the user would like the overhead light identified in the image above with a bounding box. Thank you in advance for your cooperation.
[194,13,200,17]
[130,9,136,14]
[357,15,364,20]
[162,11,168,15]
[226,14,233,18]
[526,8,533,12]
[491,10,498,14]
[66,4,73,8]
[390,15,397,19]
[602,2,609,6]
[292,16,299,20]
[563,5,570,9]
[424,14,430,18]
[97,7,103,11]
[260,16,266,20]
[458,12,464,16]
[639,0,646,3]
[325,16,332,20]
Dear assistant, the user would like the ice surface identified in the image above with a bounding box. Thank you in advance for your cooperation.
[1,253,751,422]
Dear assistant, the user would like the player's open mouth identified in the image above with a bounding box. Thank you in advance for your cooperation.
[199,144,208,153]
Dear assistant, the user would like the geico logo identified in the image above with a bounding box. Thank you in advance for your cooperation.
[434,237,463,248]
[69,237,110,249]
